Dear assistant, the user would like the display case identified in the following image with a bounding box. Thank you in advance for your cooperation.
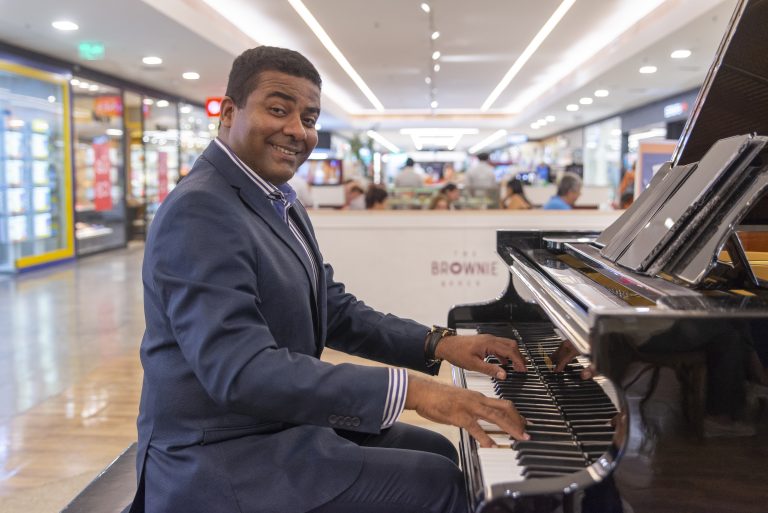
[0,60,74,272]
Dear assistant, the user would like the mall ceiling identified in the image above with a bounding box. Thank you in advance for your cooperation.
[0,0,739,152]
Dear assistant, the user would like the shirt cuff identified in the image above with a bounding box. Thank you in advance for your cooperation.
[381,367,408,429]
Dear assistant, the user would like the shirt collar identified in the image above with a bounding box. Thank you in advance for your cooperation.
[214,137,297,207]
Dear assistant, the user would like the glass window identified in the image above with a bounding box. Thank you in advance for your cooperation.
[0,61,74,272]
[143,97,179,225]
[179,103,215,180]
[72,78,127,255]
[583,117,622,188]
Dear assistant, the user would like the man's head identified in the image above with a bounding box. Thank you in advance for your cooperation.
[405,157,415,167]
[219,46,322,185]
[440,182,460,203]
[476,152,490,162]
[557,172,582,206]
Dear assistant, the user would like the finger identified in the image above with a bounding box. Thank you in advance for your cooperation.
[475,361,507,380]
[478,398,529,441]
[554,356,571,373]
[488,338,527,372]
[465,421,497,448]
[580,366,595,380]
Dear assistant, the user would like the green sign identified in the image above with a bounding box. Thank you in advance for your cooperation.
[78,41,105,61]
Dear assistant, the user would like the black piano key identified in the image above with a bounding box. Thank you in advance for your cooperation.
[513,440,581,452]
[518,455,587,468]
[523,471,569,479]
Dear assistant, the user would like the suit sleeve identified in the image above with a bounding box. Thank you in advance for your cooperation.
[146,188,391,434]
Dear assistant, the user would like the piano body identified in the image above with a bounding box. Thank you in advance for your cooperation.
[448,1,768,511]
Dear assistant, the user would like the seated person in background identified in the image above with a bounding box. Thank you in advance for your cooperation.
[542,172,582,210]
[465,152,496,190]
[502,178,532,210]
[365,185,389,210]
[440,183,461,210]
[343,185,366,210]
[429,193,450,210]
[394,157,424,188]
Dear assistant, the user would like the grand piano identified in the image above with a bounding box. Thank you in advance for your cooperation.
[448,1,768,511]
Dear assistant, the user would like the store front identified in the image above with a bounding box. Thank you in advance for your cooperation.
[0,59,74,272]
[72,78,127,255]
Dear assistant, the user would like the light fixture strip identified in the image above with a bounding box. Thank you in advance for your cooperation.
[366,130,400,153]
[469,129,507,154]
[286,0,385,111]
[480,0,576,111]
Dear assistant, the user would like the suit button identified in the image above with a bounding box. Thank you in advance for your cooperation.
[343,416,351,426]
[351,417,360,427]
[329,415,338,424]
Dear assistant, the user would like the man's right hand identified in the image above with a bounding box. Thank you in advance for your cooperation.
[404,373,529,448]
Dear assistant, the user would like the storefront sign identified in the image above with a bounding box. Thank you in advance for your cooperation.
[94,96,123,118]
[158,151,168,202]
[663,101,688,119]
[93,141,113,211]
[206,97,223,117]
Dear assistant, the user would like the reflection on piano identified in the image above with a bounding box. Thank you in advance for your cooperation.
[448,2,768,511]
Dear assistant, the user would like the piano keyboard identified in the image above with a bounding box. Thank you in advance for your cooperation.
[457,323,620,494]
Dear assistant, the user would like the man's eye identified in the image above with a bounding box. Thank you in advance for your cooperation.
[303,118,317,128]
[270,107,286,115]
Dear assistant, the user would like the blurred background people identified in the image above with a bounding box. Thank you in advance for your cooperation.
[502,178,532,210]
[365,185,389,210]
[542,172,582,210]
[394,157,424,188]
[440,183,461,210]
[465,152,496,190]
[343,184,366,210]
[429,193,450,210]
[288,173,314,208]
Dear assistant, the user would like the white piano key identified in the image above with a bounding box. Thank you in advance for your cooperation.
[477,447,525,489]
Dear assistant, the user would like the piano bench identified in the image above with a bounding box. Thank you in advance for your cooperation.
[61,442,137,513]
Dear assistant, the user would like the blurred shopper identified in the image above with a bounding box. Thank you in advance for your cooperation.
[365,185,389,210]
[289,173,314,208]
[618,161,636,208]
[440,183,461,210]
[343,184,366,210]
[502,178,532,210]
[465,152,496,190]
[394,157,424,188]
[429,193,450,210]
[542,172,582,210]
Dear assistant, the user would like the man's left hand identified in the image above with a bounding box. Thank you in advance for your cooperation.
[434,334,527,380]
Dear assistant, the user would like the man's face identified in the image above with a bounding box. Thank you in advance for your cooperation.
[447,189,460,202]
[220,70,320,185]
[565,188,581,206]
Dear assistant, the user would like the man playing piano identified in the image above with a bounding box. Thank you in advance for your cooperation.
[132,46,529,513]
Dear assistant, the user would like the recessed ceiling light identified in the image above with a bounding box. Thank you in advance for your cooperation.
[420,3,431,13]
[530,123,540,129]
[670,49,691,59]
[70,78,80,86]
[52,20,79,31]
[432,51,441,60]
[545,115,556,122]
[143,56,163,65]
[566,104,579,111]
[182,71,200,80]
[78,82,90,89]
[430,100,439,109]
[433,64,440,72]
[156,100,170,108]
[180,105,193,114]
[431,31,440,40]
[88,84,99,92]
[425,77,432,84]
[639,65,657,74]
[143,98,154,105]
[594,89,609,97]
[579,97,593,105]
[47,96,56,103]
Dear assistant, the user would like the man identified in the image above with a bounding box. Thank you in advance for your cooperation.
[440,182,461,209]
[464,152,496,190]
[133,46,528,513]
[394,157,424,188]
[542,172,582,210]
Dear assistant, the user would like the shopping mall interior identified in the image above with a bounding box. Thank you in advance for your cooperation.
[1,0,767,512]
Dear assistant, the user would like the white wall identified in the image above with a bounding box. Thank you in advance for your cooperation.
[310,210,620,326]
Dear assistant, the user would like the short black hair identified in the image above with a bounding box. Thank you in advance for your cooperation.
[225,46,322,108]
[477,152,490,161]
[365,186,389,208]
[405,157,415,167]
[441,183,458,193]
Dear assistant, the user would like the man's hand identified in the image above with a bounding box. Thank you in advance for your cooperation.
[550,340,594,379]
[435,333,526,380]
[405,374,529,447]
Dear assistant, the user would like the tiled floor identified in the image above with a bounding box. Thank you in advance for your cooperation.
[0,243,458,512]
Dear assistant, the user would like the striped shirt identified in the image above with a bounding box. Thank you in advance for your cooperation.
[215,138,407,429]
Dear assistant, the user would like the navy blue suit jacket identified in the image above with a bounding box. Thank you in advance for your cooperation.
[134,142,434,513]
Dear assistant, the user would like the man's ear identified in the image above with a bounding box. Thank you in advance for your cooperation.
[219,97,236,128]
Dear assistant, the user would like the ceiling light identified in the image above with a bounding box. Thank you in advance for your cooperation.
[545,115,556,122]
[143,98,154,105]
[287,0,384,111]
[639,65,657,74]
[530,123,540,129]
[566,104,579,111]
[182,71,200,80]
[366,130,400,153]
[88,84,99,92]
[400,128,479,136]
[425,77,432,84]
[433,64,440,72]
[52,20,79,31]
[537,119,546,124]
[70,78,80,86]
[628,127,666,142]
[78,82,90,89]
[579,97,593,105]
[180,105,193,114]
[431,31,440,40]
[469,129,507,154]
[156,100,170,108]
[430,100,439,109]
[594,89,610,97]
[47,96,56,103]
[670,49,691,59]
[481,0,576,111]
[106,129,123,136]
[420,3,431,13]
[432,51,441,60]
[143,56,163,65]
